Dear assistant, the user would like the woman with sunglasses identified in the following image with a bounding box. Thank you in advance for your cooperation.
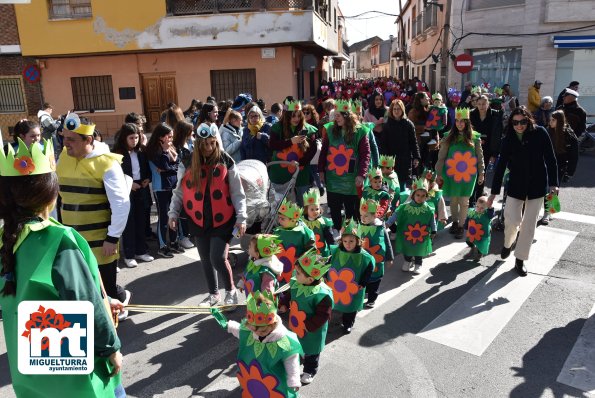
[488,107,558,276]
[168,123,247,307]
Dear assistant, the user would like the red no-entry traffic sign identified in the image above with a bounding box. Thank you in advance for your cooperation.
[22,64,41,84]
[454,54,474,74]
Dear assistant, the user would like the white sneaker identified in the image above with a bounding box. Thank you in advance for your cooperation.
[179,236,195,249]
[199,293,221,307]
[116,267,120,273]
[124,258,138,268]
[401,261,410,272]
[427,139,437,145]
[420,131,430,137]
[224,289,239,305]
[301,372,314,385]
[118,290,132,322]
[135,253,154,262]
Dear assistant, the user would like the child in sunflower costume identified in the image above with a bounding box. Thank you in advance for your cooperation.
[281,249,334,385]
[301,188,334,257]
[379,155,400,210]
[239,234,284,295]
[326,218,374,334]
[0,138,125,397]
[274,198,316,284]
[359,199,393,308]
[213,291,303,397]
[464,196,494,261]
[362,167,391,218]
[394,177,437,273]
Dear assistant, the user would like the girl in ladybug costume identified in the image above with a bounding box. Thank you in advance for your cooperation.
[169,123,248,307]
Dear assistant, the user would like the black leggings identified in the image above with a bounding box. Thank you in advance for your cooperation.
[327,191,359,231]
[99,260,127,302]
[195,235,234,294]
[366,280,382,304]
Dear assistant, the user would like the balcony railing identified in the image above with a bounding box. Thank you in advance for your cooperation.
[423,5,437,31]
[415,14,423,37]
[167,0,315,16]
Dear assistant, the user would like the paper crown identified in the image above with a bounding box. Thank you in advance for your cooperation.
[425,169,437,182]
[256,234,282,258]
[278,198,302,221]
[0,138,56,177]
[360,197,379,216]
[455,108,470,120]
[493,87,503,96]
[351,100,363,114]
[411,176,429,193]
[64,113,95,136]
[367,167,382,180]
[245,291,277,327]
[432,92,443,101]
[284,99,302,112]
[335,99,352,113]
[379,155,395,168]
[545,193,561,214]
[471,86,482,95]
[341,218,360,238]
[302,188,320,207]
[297,248,331,280]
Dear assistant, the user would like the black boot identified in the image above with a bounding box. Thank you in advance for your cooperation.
[501,246,512,259]
[515,258,527,276]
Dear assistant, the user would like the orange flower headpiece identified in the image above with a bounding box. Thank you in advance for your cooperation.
[278,198,302,221]
[245,291,277,327]
[255,234,282,258]
[297,248,331,280]
[0,138,55,177]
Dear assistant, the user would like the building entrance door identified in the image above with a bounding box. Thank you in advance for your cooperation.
[141,74,178,128]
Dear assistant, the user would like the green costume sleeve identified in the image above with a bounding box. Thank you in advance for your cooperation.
[51,235,121,358]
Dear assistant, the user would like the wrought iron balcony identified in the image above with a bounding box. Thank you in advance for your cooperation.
[166,0,316,16]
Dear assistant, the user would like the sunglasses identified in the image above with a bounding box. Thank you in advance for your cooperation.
[303,111,311,115]
[196,125,218,139]
[511,119,528,126]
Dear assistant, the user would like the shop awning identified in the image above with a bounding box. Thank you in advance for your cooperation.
[553,35,595,48]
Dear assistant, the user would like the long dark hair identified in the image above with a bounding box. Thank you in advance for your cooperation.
[0,173,59,296]
[505,106,537,137]
[112,123,139,155]
[198,102,217,125]
[13,120,39,141]
[549,110,571,154]
[172,120,194,150]
[368,92,386,119]
[332,111,359,145]
[445,117,474,147]
[145,123,174,161]
[281,107,308,151]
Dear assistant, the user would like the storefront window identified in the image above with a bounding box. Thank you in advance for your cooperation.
[554,49,594,121]
[469,48,522,96]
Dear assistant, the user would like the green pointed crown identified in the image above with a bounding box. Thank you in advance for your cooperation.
[471,86,481,94]
[351,100,363,114]
[545,193,561,214]
[432,92,443,101]
[379,155,395,168]
[284,99,302,112]
[424,168,437,182]
[455,107,470,120]
[302,188,320,207]
[335,99,352,113]
[278,198,302,221]
[0,138,56,177]
[493,87,503,96]
[256,234,282,258]
[360,197,379,216]
[297,248,331,280]
[245,291,278,327]
[367,167,382,180]
[411,176,429,193]
[341,218,360,238]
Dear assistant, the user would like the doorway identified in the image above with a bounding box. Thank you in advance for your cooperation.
[141,73,178,129]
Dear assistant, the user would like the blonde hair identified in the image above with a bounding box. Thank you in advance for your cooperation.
[189,137,223,189]
[222,109,242,125]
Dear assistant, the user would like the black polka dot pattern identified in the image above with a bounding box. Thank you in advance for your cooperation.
[186,179,192,189]
[195,211,202,220]
[213,167,221,177]
[186,200,193,210]
[214,213,224,223]
[213,190,223,200]
[226,196,232,206]
[201,169,207,178]
[195,192,203,201]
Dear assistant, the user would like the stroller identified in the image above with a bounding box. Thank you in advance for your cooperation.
[227,160,300,267]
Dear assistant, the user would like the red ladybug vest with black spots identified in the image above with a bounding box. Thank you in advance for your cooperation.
[182,158,234,228]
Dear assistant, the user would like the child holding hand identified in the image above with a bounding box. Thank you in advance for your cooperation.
[464,195,494,261]
[302,188,335,257]
[238,234,283,295]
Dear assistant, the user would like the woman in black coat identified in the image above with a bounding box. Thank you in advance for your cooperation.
[488,107,558,276]
[380,99,421,191]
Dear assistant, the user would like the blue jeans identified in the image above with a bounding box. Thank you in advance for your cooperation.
[114,383,126,398]
[309,164,323,190]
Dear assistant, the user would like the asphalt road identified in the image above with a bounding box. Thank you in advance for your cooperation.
[1,153,594,398]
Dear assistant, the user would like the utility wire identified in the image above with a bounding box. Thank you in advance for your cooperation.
[343,11,399,19]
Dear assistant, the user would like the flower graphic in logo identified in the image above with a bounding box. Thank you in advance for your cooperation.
[362,238,384,263]
[466,219,485,243]
[21,305,71,350]
[278,246,297,283]
[445,151,477,183]
[289,301,307,338]
[404,223,429,245]
[326,268,359,306]
[13,156,35,175]
[237,360,285,398]
[276,145,302,174]
[327,144,354,176]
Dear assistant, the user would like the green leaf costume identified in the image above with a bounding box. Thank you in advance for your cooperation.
[0,219,121,398]
[324,122,368,196]
[269,123,318,187]
[395,202,435,257]
[359,224,387,281]
[273,222,315,284]
[441,132,482,197]
[237,323,303,398]
[302,216,334,257]
[288,278,334,355]
[427,189,446,231]
[326,246,374,313]
[242,259,279,295]
[466,209,492,255]
[383,172,400,209]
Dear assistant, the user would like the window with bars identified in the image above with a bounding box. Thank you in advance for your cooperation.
[0,78,26,113]
[48,0,92,19]
[210,69,257,104]
[71,75,115,111]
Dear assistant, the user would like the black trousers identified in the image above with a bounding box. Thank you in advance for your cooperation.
[366,280,382,304]
[327,191,359,231]
[342,311,357,328]
[123,189,148,259]
[153,190,177,248]
[404,255,423,265]
[99,260,127,302]
[195,235,234,294]
[395,162,411,192]
[303,354,321,376]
